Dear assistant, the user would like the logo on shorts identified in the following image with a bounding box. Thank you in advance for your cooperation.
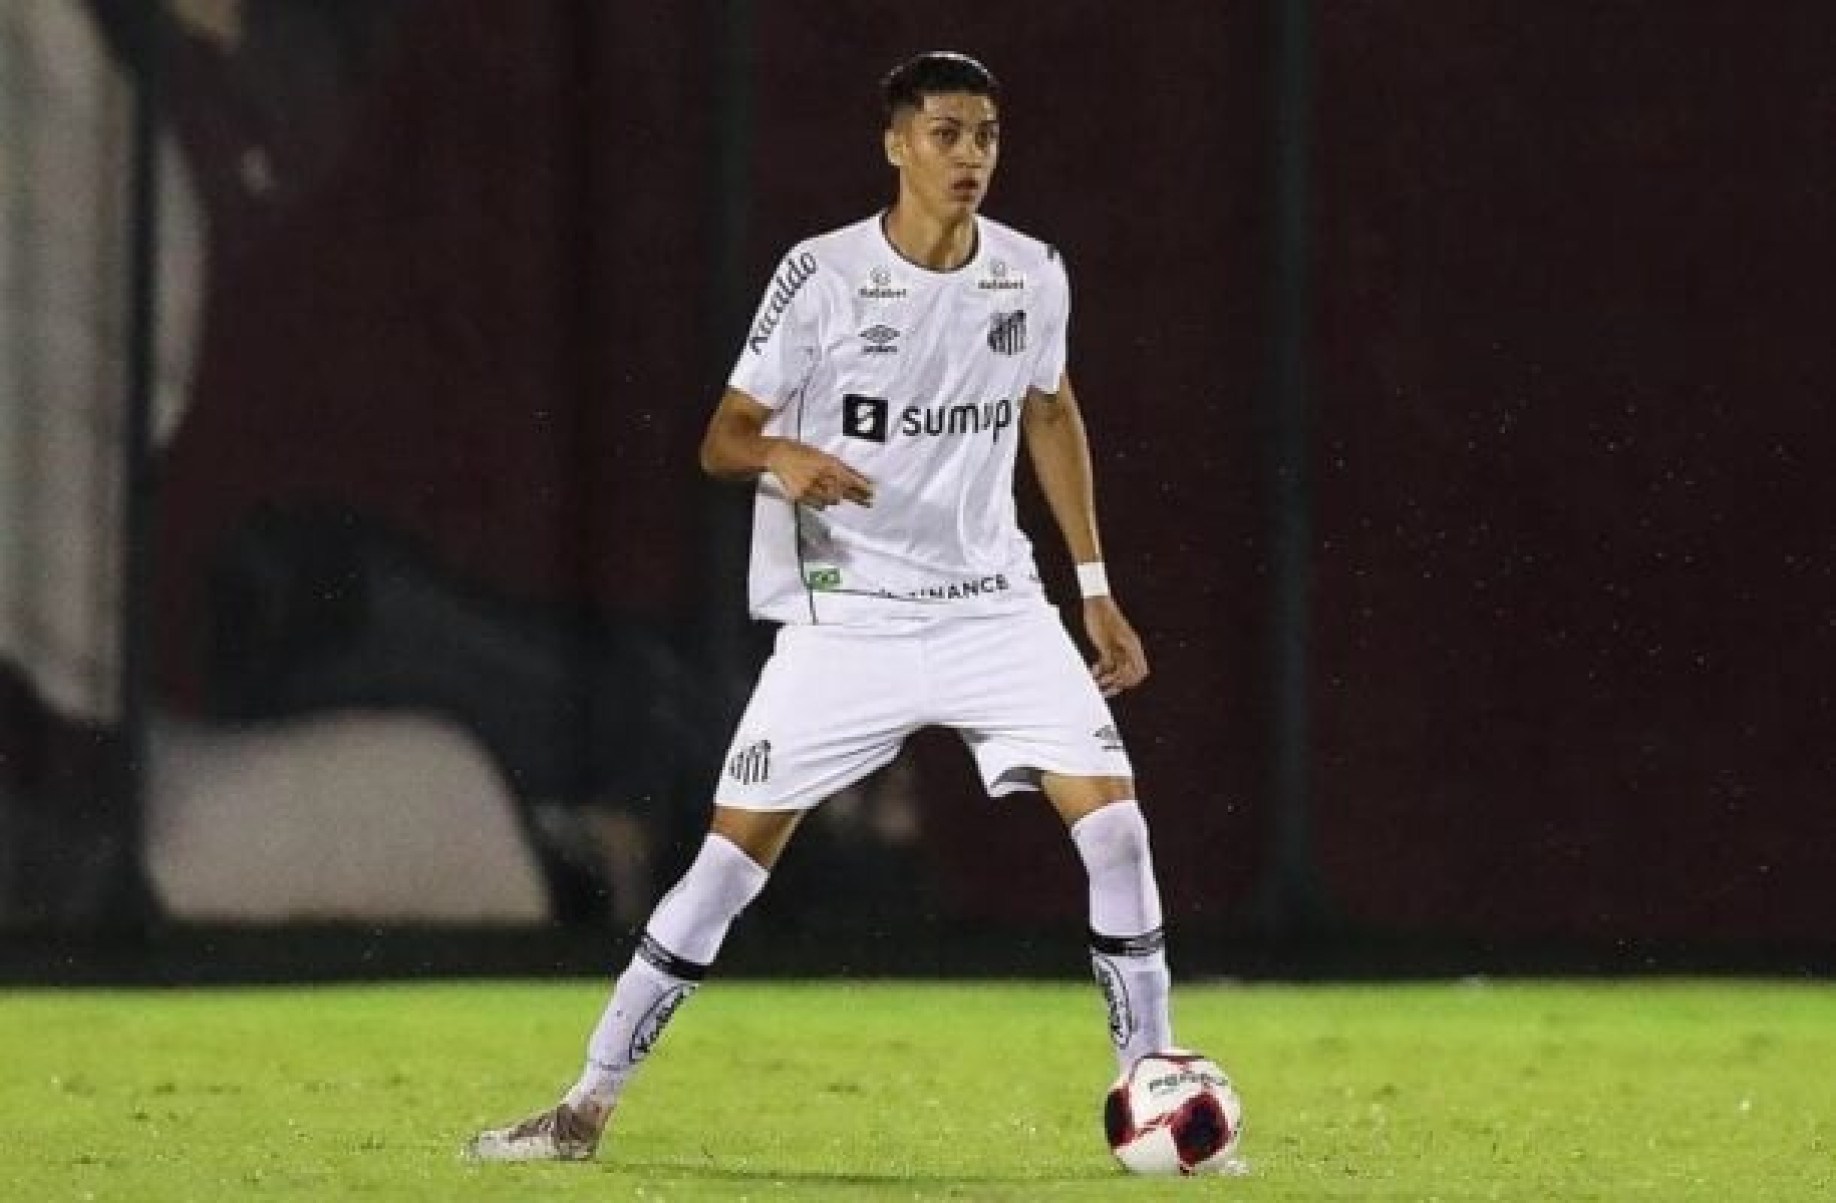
[1094,724,1125,753]
[988,310,1027,355]
[727,739,772,785]
[806,566,842,591]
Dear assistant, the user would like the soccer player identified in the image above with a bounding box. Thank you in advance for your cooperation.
[468,50,1177,1162]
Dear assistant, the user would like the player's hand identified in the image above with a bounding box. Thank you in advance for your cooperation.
[764,440,875,509]
[1083,596,1148,697]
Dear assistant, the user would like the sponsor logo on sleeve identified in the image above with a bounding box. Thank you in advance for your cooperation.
[747,252,819,354]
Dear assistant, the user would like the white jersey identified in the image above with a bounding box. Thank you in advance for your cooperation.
[728,213,1070,626]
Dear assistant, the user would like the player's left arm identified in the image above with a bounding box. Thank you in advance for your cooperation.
[1022,372,1148,697]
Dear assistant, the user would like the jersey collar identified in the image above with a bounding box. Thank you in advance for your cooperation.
[876,210,984,277]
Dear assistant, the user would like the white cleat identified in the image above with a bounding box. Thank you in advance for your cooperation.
[462,1101,608,1163]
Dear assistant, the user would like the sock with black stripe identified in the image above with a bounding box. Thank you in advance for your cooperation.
[565,835,768,1109]
[1070,801,1174,1073]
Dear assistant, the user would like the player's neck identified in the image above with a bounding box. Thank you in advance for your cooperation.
[882,203,978,272]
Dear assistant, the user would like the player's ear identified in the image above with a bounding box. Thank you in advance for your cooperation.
[884,126,904,169]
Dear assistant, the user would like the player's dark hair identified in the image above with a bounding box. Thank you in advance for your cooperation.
[880,51,1001,126]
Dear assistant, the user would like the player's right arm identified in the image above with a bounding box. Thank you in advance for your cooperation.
[699,388,874,510]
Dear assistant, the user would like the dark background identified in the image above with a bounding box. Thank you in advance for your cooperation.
[4,0,1831,975]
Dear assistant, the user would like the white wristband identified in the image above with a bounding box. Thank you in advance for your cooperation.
[1076,561,1111,599]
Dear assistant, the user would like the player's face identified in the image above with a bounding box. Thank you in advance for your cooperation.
[885,92,1000,217]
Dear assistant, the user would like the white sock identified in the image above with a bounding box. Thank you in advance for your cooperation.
[1070,801,1174,1074]
[565,835,769,1108]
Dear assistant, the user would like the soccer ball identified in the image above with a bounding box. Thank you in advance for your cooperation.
[1103,1049,1244,1176]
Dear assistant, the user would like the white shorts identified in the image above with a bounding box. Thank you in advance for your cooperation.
[716,608,1133,810]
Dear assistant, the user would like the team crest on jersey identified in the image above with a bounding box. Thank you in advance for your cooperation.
[988,310,1028,355]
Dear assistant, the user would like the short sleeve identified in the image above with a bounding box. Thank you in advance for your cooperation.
[727,247,825,410]
[1029,247,1071,394]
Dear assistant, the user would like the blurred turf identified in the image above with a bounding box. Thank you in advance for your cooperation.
[1,979,1830,1200]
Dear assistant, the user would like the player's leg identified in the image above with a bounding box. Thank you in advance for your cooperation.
[937,610,1173,1075]
[463,804,796,1163]
[566,806,800,1105]
[563,806,796,1107]
[1042,773,1175,1075]
[467,625,919,1162]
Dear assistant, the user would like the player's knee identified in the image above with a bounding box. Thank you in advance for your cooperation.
[1044,773,1137,826]
[1069,799,1152,877]
[709,805,801,871]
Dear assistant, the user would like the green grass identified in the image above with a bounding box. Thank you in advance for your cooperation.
[1,979,1831,1200]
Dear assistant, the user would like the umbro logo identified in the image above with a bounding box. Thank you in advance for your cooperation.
[988,310,1027,355]
[859,324,901,354]
[727,739,772,785]
[1094,724,1125,752]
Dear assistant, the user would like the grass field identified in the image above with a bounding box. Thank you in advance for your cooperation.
[2,978,1831,1200]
